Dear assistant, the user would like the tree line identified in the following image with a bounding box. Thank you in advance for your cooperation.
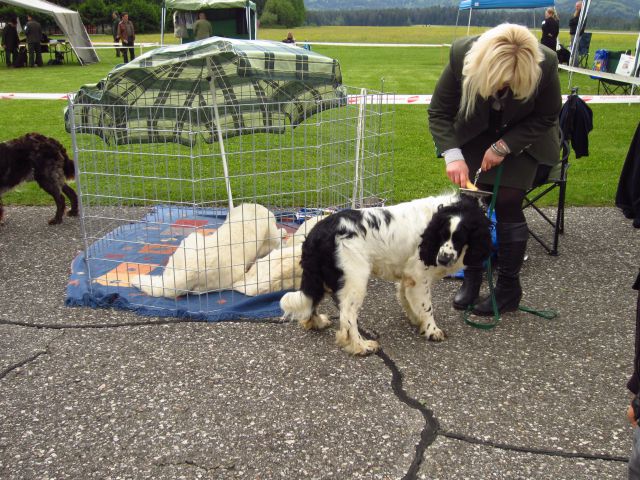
[1,1,637,33]
[307,6,639,31]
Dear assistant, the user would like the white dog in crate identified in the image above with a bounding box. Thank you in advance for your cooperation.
[232,214,328,296]
[130,203,281,298]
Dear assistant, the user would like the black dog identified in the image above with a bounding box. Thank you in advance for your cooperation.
[0,133,78,225]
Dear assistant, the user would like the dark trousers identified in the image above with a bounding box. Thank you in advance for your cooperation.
[113,36,121,57]
[121,38,135,63]
[4,46,17,66]
[27,41,42,67]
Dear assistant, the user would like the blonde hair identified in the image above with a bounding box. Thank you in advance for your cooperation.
[573,1,582,17]
[459,23,544,120]
[546,7,559,21]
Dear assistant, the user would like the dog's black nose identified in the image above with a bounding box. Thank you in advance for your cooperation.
[437,252,454,266]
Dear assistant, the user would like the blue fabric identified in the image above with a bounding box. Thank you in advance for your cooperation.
[66,205,296,322]
[459,0,552,9]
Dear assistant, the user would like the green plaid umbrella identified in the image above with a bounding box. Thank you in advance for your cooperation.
[67,36,345,146]
[67,36,345,209]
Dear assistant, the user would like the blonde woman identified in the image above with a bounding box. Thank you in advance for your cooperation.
[568,1,584,49]
[428,23,561,315]
[541,7,559,51]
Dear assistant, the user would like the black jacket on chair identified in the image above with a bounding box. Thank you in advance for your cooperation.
[560,95,592,158]
[616,121,640,228]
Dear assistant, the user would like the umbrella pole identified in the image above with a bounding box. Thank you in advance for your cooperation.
[351,88,367,209]
[207,59,234,211]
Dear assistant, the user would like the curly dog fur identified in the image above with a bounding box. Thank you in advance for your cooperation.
[0,133,78,225]
[280,193,493,356]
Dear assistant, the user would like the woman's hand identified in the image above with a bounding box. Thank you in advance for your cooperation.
[446,159,469,188]
[481,147,506,172]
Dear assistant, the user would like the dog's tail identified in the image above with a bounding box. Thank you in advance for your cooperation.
[280,228,329,321]
[62,148,75,180]
[280,291,314,321]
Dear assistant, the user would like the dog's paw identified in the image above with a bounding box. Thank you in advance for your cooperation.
[48,217,63,225]
[420,323,446,342]
[346,339,380,356]
[67,209,79,217]
[336,332,379,356]
[309,314,331,330]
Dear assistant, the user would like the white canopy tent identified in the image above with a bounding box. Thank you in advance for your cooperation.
[569,1,640,93]
[1,0,98,65]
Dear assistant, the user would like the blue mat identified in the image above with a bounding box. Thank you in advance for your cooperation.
[66,205,298,322]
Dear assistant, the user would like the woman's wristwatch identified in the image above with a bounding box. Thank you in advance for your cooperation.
[491,139,511,157]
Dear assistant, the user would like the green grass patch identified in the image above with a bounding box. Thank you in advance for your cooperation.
[1,26,638,208]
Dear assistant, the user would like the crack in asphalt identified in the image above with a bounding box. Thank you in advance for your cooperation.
[0,349,48,381]
[0,317,631,477]
[359,327,630,479]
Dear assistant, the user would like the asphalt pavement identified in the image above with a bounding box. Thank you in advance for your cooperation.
[0,205,638,479]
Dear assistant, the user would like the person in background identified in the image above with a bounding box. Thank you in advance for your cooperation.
[428,23,561,315]
[568,1,585,49]
[626,270,640,479]
[111,11,121,58]
[282,31,295,44]
[193,12,212,40]
[117,12,135,63]
[25,14,43,67]
[540,7,559,52]
[1,17,19,68]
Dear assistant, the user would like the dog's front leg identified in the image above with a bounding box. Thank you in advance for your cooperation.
[397,278,422,327]
[403,272,445,342]
[335,275,379,356]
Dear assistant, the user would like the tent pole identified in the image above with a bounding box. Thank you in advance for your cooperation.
[246,6,251,39]
[632,28,640,96]
[160,1,166,46]
[206,58,234,211]
[467,8,472,35]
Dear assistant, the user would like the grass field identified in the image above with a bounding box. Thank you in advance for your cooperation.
[0,26,638,207]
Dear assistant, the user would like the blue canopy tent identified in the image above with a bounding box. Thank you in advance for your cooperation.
[457,0,554,34]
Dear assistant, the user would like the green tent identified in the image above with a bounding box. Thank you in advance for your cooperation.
[161,0,257,44]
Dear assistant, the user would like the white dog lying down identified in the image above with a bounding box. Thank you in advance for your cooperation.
[232,215,327,296]
[130,203,281,298]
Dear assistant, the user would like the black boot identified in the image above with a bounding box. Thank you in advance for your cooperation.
[453,266,483,310]
[473,222,528,316]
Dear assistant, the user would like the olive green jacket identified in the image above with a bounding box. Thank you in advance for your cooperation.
[428,36,561,166]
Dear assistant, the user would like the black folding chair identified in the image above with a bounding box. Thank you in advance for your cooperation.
[577,32,592,68]
[522,91,579,256]
[598,51,634,95]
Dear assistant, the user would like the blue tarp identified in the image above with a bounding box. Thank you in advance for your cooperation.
[66,205,299,322]
[459,0,552,9]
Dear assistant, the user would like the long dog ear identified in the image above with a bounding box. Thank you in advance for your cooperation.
[419,213,445,267]
[463,212,493,266]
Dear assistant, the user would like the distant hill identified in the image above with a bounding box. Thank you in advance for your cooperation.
[305,0,640,23]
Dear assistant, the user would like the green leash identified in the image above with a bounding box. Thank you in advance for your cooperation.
[463,164,558,330]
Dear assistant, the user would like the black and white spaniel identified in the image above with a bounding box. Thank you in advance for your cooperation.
[280,193,492,355]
